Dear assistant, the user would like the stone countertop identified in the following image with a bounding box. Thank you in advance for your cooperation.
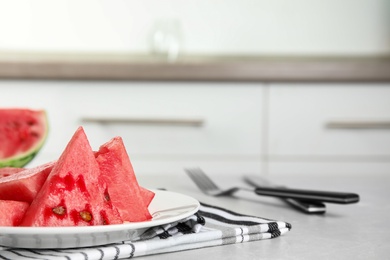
[0,52,389,82]
[135,171,390,260]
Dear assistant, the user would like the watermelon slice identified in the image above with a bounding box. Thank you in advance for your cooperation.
[0,162,54,203]
[20,127,123,227]
[95,137,153,222]
[0,167,24,178]
[0,200,29,226]
[0,108,48,168]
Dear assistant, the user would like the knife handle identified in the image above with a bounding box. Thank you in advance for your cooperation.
[254,187,360,204]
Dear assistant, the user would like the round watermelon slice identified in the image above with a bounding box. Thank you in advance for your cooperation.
[0,109,48,168]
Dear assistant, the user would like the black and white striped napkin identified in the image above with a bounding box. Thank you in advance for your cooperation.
[0,203,291,260]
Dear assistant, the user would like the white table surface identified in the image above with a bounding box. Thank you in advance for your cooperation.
[136,171,390,260]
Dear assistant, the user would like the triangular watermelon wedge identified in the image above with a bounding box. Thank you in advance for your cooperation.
[95,137,153,222]
[20,127,122,226]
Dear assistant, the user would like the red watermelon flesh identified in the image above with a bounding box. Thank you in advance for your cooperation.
[0,200,29,226]
[0,162,54,203]
[20,127,123,227]
[0,167,24,178]
[140,187,155,207]
[95,137,153,222]
[0,109,48,168]
[0,165,153,208]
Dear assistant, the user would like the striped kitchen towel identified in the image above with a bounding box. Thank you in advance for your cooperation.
[0,203,291,260]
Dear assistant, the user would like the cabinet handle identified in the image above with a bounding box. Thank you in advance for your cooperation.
[326,120,390,129]
[80,116,204,127]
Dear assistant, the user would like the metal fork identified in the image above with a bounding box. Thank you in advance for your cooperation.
[185,168,360,204]
[185,168,241,196]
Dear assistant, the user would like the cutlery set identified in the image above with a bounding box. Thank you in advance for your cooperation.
[185,168,359,214]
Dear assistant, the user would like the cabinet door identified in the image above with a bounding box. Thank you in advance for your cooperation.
[64,82,264,158]
[64,82,265,175]
[268,83,390,174]
[268,83,390,158]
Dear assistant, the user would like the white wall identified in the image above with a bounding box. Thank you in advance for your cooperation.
[0,0,389,56]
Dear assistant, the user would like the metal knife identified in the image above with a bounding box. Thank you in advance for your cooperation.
[243,175,326,214]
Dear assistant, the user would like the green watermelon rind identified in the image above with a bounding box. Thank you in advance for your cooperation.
[0,110,49,168]
[0,152,38,168]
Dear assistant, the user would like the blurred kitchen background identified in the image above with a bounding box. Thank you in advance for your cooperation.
[1,0,389,176]
[1,0,390,56]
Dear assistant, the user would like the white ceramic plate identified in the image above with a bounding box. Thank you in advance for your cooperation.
[0,190,200,249]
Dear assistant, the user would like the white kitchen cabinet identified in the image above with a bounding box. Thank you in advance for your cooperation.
[2,80,389,176]
[267,83,390,174]
[0,81,265,174]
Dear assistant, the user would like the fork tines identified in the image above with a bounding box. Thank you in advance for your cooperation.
[185,168,219,193]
